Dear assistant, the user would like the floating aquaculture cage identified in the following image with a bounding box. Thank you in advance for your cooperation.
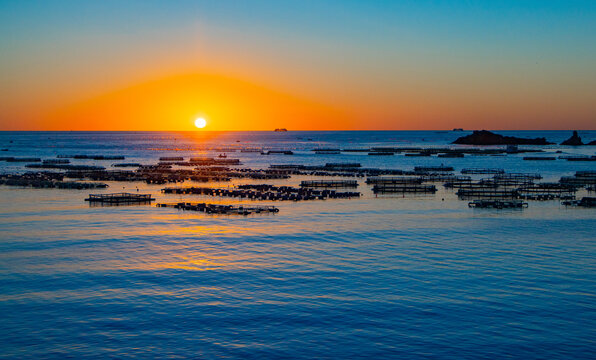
[157,202,279,215]
[523,156,556,161]
[561,156,596,162]
[325,163,361,168]
[55,182,108,190]
[300,180,358,188]
[85,193,155,203]
[518,183,577,194]
[26,164,106,171]
[314,149,341,154]
[481,178,534,187]
[236,172,290,180]
[0,176,108,190]
[561,197,596,207]
[97,155,124,160]
[468,200,528,209]
[159,157,184,161]
[43,159,70,164]
[414,166,454,172]
[560,176,596,186]
[372,184,437,194]
[262,150,294,155]
[456,189,519,199]
[113,163,142,167]
[419,174,465,182]
[444,180,493,189]
[438,153,464,158]
[494,173,542,181]
[4,157,41,162]
[57,155,125,160]
[461,168,505,174]
[190,158,241,165]
[270,164,306,169]
[517,193,570,201]
[560,175,596,187]
[162,185,360,201]
[1,172,64,181]
[370,147,401,153]
[342,148,371,152]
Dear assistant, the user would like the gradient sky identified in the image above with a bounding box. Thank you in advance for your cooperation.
[1,0,595,130]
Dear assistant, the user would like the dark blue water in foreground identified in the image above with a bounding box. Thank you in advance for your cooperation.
[0,131,595,359]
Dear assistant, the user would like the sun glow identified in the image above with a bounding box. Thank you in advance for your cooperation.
[194,117,207,129]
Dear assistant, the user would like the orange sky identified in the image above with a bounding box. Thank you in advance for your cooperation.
[42,74,353,131]
[15,68,596,131]
[1,2,595,130]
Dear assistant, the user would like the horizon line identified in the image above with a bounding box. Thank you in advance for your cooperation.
[1,129,595,132]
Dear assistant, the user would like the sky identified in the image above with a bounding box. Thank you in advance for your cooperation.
[1,0,595,131]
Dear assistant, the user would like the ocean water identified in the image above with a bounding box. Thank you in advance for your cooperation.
[0,131,595,359]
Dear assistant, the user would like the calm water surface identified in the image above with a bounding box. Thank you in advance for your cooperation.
[0,131,595,359]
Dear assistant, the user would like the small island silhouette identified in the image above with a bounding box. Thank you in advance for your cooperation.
[453,130,552,145]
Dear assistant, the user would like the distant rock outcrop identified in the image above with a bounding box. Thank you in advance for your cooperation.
[560,131,584,146]
[452,130,552,145]
[587,140,596,145]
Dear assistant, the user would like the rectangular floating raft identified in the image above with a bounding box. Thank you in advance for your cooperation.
[261,150,294,155]
[468,200,528,209]
[4,157,42,162]
[189,158,241,165]
[58,155,125,160]
[85,193,155,203]
[157,202,279,215]
[564,156,596,161]
[372,184,437,193]
[368,152,394,156]
[325,163,361,168]
[43,159,70,164]
[457,189,519,198]
[562,197,596,207]
[444,181,494,189]
[461,168,505,174]
[314,149,341,154]
[494,173,542,180]
[162,185,360,201]
[300,180,359,188]
[523,157,556,161]
[438,153,464,158]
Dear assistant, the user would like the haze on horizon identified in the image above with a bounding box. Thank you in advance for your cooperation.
[1,0,595,131]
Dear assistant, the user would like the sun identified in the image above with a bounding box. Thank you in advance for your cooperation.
[194,117,207,129]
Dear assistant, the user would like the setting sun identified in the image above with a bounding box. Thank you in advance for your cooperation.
[194,117,207,129]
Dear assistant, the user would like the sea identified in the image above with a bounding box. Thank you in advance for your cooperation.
[0,130,595,359]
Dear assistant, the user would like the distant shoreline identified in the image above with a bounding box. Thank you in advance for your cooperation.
[1,129,595,133]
